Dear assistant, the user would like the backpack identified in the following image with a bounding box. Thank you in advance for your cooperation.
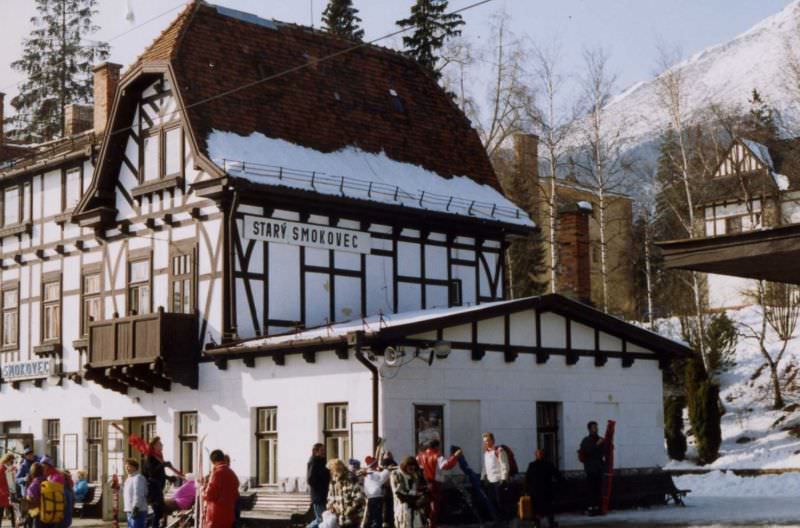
[496,445,518,476]
[40,480,65,525]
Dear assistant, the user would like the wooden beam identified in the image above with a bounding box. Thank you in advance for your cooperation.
[243,356,255,368]
[272,352,285,366]
[302,350,316,364]
[213,358,228,370]
[565,318,578,365]
[335,345,348,360]
[470,321,484,360]
[594,328,607,367]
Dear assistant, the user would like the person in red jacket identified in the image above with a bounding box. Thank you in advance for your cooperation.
[203,450,240,528]
[415,440,460,528]
[0,453,15,528]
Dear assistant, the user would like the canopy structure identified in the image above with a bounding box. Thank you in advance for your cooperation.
[658,223,800,284]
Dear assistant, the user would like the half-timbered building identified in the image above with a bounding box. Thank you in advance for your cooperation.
[0,2,690,516]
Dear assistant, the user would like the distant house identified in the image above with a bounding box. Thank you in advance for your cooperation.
[694,137,800,308]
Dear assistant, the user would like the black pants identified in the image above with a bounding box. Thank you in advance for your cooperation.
[364,497,383,528]
[0,506,15,528]
[150,499,164,528]
[485,482,509,520]
[586,471,603,511]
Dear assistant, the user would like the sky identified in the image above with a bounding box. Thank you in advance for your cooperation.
[0,0,794,120]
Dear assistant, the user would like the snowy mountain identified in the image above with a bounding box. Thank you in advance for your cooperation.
[586,0,800,176]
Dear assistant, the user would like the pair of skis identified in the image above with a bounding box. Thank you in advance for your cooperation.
[193,434,208,528]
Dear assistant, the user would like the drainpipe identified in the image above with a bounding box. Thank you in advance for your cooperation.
[352,331,379,453]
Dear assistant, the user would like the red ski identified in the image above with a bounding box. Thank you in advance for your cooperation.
[600,420,616,514]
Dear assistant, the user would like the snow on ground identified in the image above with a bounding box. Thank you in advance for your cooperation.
[559,471,800,526]
[656,305,800,470]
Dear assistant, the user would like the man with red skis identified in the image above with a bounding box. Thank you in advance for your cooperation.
[578,421,605,516]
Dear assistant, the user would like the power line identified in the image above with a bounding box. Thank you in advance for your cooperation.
[104,0,496,140]
[0,1,188,94]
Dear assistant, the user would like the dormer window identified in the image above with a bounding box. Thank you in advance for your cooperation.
[140,125,184,182]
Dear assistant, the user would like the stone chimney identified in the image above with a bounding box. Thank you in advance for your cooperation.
[557,202,592,304]
[64,104,94,136]
[93,62,122,135]
[0,92,5,145]
[512,133,539,216]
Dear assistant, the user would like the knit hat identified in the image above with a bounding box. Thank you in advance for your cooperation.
[364,456,378,468]
[41,455,54,466]
[23,447,33,455]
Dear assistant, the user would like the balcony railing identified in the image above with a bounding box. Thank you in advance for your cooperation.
[84,307,199,393]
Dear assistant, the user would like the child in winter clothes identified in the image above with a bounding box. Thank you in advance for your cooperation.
[123,459,148,528]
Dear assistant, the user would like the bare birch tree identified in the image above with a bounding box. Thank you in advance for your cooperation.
[575,47,631,313]
[741,281,800,409]
[526,40,573,293]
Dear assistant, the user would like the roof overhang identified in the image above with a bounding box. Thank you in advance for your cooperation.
[658,224,800,284]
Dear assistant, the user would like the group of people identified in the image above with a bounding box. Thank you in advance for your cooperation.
[0,437,242,528]
[307,423,609,528]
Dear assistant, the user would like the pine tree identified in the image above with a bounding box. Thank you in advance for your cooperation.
[664,396,687,461]
[743,88,779,143]
[396,0,464,78]
[321,0,364,42]
[10,0,109,143]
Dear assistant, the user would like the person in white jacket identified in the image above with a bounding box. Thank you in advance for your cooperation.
[481,432,510,520]
[360,456,390,528]
[123,458,148,528]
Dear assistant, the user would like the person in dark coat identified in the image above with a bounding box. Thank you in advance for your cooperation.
[142,437,172,528]
[578,421,605,516]
[525,449,562,528]
[306,443,330,528]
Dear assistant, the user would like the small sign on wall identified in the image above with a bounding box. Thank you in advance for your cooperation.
[243,216,371,254]
[1,358,57,381]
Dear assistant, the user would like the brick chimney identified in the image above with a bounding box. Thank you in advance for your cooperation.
[512,133,539,214]
[92,62,122,135]
[64,104,94,136]
[557,202,592,304]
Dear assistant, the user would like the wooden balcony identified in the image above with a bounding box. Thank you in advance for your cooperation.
[83,307,199,394]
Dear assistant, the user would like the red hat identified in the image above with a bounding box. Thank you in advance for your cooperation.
[364,456,378,468]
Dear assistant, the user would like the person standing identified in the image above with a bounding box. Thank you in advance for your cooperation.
[326,459,364,528]
[0,454,15,528]
[306,444,330,528]
[525,450,562,528]
[25,463,45,528]
[415,440,459,528]
[578,421,605,516]
[389,457,424,528]
[16,449,39,497]
[361,456,389,528]
[123,459,147,528]
[203,450,240,528]
[142,437,171,528]
[481,433,510,520]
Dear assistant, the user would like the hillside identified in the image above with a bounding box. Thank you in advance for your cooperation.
[658,305,800,470]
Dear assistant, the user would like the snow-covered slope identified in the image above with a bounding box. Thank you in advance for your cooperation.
[658,306,800,470]
[588,0,800,165]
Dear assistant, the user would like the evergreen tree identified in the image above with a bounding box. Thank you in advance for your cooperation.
[664,395,688,461]
[10,0,109,142]
[321,0,364,42]
[684,355,722,465]
[742,88,779,143]
[396,0,464,78]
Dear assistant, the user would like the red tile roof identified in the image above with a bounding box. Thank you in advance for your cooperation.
[126,1,497,189]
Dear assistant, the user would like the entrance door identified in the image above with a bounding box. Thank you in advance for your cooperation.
[101,420,126,521]
[127,417,157,467]
[450,400,481,469]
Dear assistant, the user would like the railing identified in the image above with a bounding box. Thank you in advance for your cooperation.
[87,308,196,367]
[217,158,528,223]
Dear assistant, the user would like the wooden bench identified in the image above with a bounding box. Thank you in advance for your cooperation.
[74,483,102,518]
[240,490,313,527]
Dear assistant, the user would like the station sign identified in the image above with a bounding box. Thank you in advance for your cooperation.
[243,216,371,255]
[1,358,57,382]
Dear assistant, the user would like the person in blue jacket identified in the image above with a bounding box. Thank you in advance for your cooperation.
[15,448,39,497]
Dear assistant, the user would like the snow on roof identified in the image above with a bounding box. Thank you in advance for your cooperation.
[577,200,593,211]
[742,139,774,169]
[230,300,509,350]
[207,131,534,227]
[772,172,790,191]
[213,5,279,30]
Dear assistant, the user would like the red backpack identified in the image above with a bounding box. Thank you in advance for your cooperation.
[496,445,519,476]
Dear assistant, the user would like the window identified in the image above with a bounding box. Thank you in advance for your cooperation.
[128,258,151,315]
[45,419,60,467]
[4,186,19,226]
[165,127,183,177]
[140,126,183,182]
[324,403,349,461]
[448,279,463,307]
[142,132,160,182]
[64,167,82,210]
[536,402,561,468]
[725,216,743,234]
[2,287,18,348]
[170,247,195,314]
[87,418,102,482]
[256,407,278,485]
[0,421,21,434]
[82,272,101,335]
[179,412,198,475]
[42,280,61,342]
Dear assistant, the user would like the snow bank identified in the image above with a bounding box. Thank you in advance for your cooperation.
[206,131,533,227]
[675,470,800,497]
